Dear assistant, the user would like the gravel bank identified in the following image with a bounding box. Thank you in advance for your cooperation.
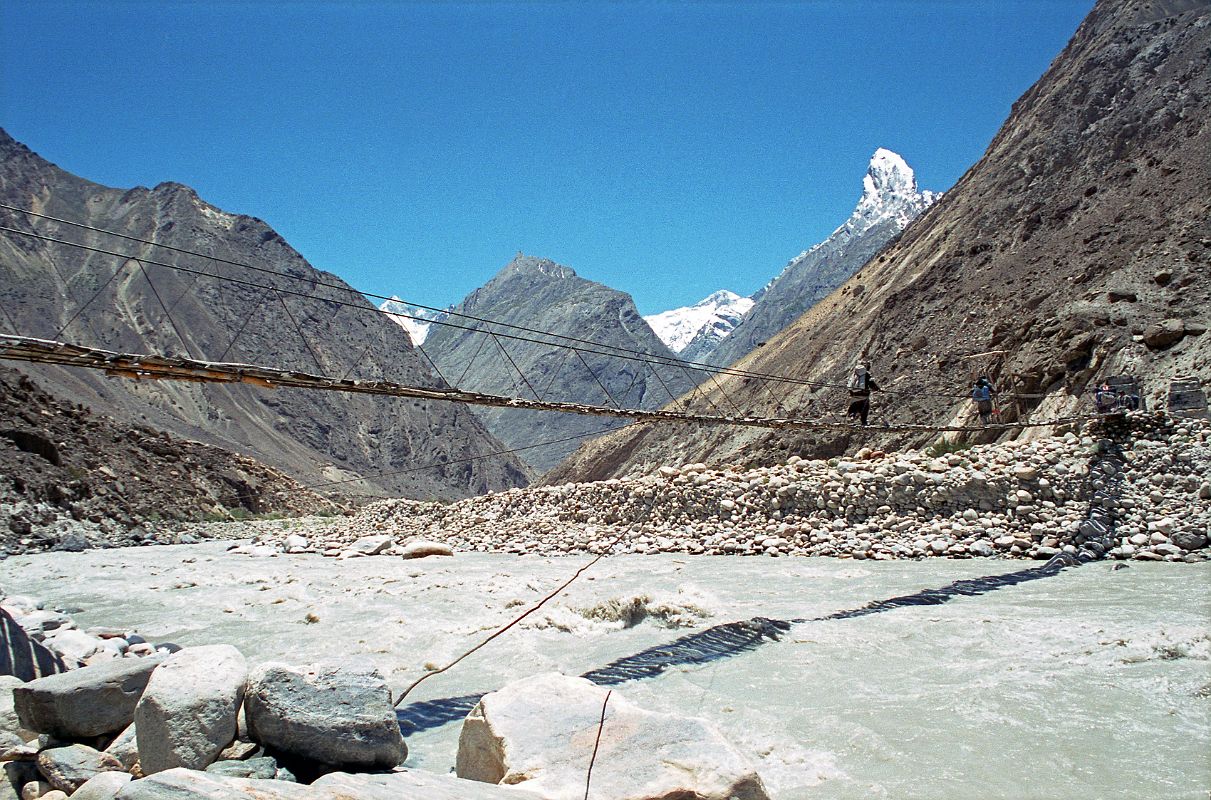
[232,412,1209,563]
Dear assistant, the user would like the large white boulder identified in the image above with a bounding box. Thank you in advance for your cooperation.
[135,645,247,773]
[243,662,406,770]
[66,771,132,800]
[115,767,540,800]
[400,539,453,559]
[456,674,769,800]
[314,770,543,799]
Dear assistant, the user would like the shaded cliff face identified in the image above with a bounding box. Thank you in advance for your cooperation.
[549,0,1211,483]
[0,367,338,553]
[705,149,938,368]
[422,255,697,472]
[0,131,528,499]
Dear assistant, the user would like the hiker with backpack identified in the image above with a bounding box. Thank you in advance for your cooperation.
[846,364,880,426]
[972,376,998,424]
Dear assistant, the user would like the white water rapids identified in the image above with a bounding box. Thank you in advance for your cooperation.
[2,543,1207,799]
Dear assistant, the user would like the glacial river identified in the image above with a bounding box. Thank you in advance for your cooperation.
[2,543,1208,799]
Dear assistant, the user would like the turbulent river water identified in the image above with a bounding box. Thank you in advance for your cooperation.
[2,543,1208,799]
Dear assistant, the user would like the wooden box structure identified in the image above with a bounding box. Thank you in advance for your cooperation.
[1168,376,1208,418]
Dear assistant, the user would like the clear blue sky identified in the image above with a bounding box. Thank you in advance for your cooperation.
[1,1,1093,315]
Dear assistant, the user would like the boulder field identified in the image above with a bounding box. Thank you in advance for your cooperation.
[243,412,1209,564]
[3,644,416,799]
[2,642,764,800]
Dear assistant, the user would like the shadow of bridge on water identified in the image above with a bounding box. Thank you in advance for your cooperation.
[396,558,1074,736]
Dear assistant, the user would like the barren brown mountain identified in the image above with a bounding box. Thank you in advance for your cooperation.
[549,0,1210,483]
[0,131,528,500]
[423,255,696,473]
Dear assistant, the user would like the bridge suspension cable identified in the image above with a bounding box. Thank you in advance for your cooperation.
[0,334,1102,435]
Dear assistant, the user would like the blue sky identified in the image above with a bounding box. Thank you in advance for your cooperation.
[1,1,1093,315]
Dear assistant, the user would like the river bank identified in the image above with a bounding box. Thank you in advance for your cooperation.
[197,412,1211,563]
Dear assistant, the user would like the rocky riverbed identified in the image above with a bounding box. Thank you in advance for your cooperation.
[210,412,1210,564]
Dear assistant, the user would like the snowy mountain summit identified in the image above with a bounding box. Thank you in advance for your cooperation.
[380,297,449,345]
[648,149,936,364]
[705,148,939,367]
[788,148,939,267]
[644,290,754,354]
[854,147,940,228]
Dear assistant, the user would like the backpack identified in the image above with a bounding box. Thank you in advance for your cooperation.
[848,371,868,392]
[972,385,991,402]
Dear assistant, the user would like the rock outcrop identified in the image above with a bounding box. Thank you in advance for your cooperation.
[134,645,247,774]
[14,657,163,738]
[242,662,406,771]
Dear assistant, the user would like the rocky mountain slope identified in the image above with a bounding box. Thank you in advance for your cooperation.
[549,0,1211,483]
[704,149,938,367]
[422,255,697,472]
[0,130,528,500]
[0,367,335,555]
[643,290,754,356]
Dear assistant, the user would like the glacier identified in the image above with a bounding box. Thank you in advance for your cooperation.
[380,297,449,346]
[644,290,754,354]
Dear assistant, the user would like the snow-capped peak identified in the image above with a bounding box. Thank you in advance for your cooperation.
[863,148,918,199]
[851,147,934,224]
[379,296,449,346]
[782,148,940,271]
[696,289,746,307]
[644,290,754,353]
